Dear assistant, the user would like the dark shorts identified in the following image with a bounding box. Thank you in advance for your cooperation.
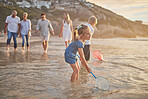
[83,45,90,61]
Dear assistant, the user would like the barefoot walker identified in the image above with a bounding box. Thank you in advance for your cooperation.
[36,13,55,53]
[4,10,21,51]
[20,12,31,51]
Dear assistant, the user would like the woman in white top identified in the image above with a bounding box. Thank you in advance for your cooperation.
[20,12,31,51]
[59,13,73,48]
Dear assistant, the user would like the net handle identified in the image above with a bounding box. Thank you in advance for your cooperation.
[90,71,97,79]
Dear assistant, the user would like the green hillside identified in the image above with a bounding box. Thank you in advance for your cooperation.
[0,1,148,38]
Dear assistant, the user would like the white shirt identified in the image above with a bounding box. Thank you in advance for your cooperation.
[84,23,94,45]
[5,15,20,33]
[21,19,31,35]
[36,19,53,36]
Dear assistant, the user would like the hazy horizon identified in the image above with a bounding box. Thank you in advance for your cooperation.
[88,0,148,24]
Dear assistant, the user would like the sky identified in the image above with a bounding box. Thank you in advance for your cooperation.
[88,0,148,24]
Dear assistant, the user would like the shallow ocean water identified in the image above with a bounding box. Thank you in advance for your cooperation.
[0,36,148,99]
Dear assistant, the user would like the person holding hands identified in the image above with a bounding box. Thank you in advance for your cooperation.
[4,10,21,51]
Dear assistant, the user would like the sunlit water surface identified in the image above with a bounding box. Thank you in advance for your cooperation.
[0,36,148,99]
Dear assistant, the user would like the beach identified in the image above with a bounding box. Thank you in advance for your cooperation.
[0,36,148,99]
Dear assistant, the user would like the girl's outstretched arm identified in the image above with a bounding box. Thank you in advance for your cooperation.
[78,48,91,73]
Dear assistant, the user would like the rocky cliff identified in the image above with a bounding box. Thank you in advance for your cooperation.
[46,2,148,38]
[87,3,148,38]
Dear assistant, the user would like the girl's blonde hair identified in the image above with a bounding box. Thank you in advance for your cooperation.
[64,13,71,24]
[74,24,88,41]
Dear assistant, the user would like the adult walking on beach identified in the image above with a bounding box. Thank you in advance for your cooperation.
[4,10,21,51]
[20,12,31,51]
[59,13,73,48]
[35,13,55,53]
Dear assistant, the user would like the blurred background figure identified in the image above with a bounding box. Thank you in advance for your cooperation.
[20,12,31,51]
[4,10,21,51]
[59,13,73,48]
[36,13,55,53]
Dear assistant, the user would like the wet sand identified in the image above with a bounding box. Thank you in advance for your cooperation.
[0,36,148,99]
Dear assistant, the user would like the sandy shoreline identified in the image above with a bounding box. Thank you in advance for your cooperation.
[0,35,65,47]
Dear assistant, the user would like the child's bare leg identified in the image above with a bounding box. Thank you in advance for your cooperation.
[65,41,68,48]
[68,40,71,45]
[70,63,79,82]
[76,61,80,80]
[81,60,88,66]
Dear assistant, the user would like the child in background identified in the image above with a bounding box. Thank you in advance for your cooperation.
[83,16,97,62]
[65,24,92,82]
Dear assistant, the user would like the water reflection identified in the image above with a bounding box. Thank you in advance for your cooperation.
[41,53,48,60]
[79,65,89,84]
[5,51,10,61]
[92,60,102,67]
[5,51,18,63]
